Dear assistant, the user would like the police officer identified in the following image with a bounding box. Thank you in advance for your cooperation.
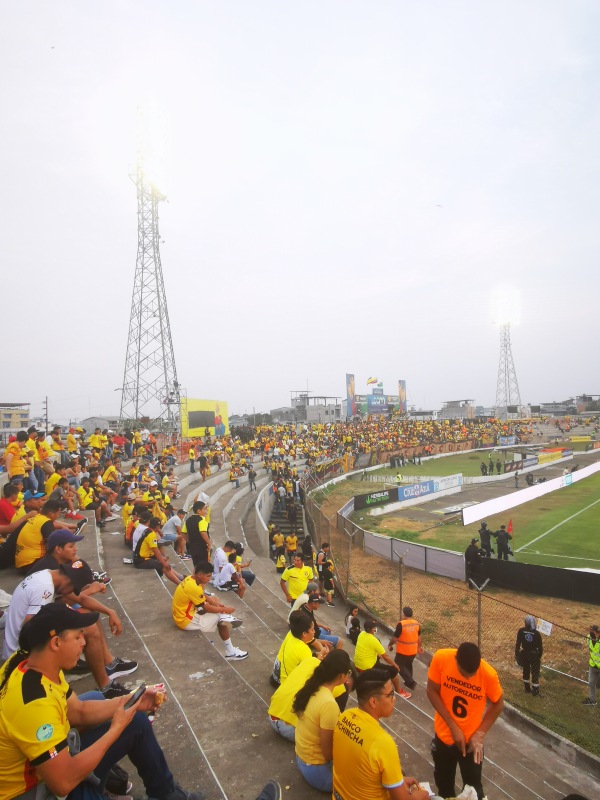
[478,522,495,558]
[515,615,543,696]
[495,525,512,560]
[464,538,483,587]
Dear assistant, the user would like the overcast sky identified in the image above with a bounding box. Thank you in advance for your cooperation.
[3,1,599,423]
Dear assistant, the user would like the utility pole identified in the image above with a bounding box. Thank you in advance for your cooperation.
[42,396,48,435]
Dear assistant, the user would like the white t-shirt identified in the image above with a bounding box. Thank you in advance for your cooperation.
[2,571,55,659]
[212,547,228,582]
[161,515,182,538]
[214,562,236,587]
[132,524,149,552]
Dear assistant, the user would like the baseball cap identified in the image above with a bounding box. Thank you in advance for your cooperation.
[308,593,321,603]
[23,490,46,501]
[471,538,479,544]
[19,602,99,651]
[27,425,39,435]
[59,559,95,595]
[150,480,158,486]
[47,529,85,551]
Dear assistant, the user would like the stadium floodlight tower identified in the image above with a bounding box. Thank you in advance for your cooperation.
[119,109,180,434]
[492,286,522,421]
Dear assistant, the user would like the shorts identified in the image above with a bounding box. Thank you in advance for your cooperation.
[323,577,334,592]
[160,532,178,543]
[84,501,101,511]
[182,612,222,633]
[134,557,163,576]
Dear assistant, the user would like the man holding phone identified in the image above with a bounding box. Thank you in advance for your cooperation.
[0,603,204,800]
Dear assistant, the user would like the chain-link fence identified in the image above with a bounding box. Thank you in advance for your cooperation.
[305,493,600,758]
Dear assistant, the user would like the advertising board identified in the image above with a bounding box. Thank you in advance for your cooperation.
[354,488,398,511]
[398,480,435,501]
[182,399,228,436]
[433,474,463,492]
[498,435,517,446]
[538,451,563,464]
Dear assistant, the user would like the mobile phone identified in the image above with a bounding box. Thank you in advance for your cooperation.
[124,684,146,709]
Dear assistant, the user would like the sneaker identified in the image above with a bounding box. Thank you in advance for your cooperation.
[397,688,412,699]
[326,602,335,607]
[180,554,192,560]
[67,511,86,520]
[106,657,138,680]
[101,680,130,698]
[256,781,282,800]
[66,658,91,674]
[93,571,112,584]
[220,614,243,628]
[112,504,122,512]
[104,514,118,522]
[582,698,597,705]
[217,585,231,592]
[76,519,88,533]
[204,591,214,597]
[225,647,249,661]
[104,793,132,800]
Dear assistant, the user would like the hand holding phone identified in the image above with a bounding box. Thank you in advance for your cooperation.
[124,684,146,709]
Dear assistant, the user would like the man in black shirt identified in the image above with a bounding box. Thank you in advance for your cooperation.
[496,525,512,560]
[478,522,495,558]
[183,500,211,563]
[515,615,543,695]
[464,538,483,587]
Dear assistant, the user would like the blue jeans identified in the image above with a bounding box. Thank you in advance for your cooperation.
[319,632,340,648]
[296,755,332,792]
[269,716,295,742]
[68,693,176,800]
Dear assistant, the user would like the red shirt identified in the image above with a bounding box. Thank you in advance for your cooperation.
[0,497,17,526]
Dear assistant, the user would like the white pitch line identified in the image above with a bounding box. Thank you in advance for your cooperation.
[515,497,600,552]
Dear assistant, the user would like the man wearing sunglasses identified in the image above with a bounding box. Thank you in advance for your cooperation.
[332,668,429,800]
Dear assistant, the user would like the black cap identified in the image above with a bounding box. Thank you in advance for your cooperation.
[19,602,99,651]
[471,538,479,544]
[59,559,95,595]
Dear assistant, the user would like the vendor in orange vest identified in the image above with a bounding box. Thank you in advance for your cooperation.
[388,606,423,691]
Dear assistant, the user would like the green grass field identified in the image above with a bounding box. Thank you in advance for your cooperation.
[356,471,600,570]
[375,451,511,478]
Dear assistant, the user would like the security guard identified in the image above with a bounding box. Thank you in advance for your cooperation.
[583,624,600,705]
[515,615,543,696]
[388,606,423,690]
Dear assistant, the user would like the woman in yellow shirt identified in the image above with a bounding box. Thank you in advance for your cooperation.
[292,649,350,792]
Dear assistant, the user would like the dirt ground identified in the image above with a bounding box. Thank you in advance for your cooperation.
[318,487,598,675]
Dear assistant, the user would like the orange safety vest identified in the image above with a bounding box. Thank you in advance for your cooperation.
[395,617,420,656]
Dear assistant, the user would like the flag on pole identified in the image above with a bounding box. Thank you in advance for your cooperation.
[507,519,513,534]
[367,377,378,385]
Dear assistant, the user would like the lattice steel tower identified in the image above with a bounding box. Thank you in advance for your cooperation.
[119,157,180,432]
[495,323,521,420]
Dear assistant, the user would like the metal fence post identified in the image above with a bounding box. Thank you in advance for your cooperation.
[468,578,490,653]
[398,555,403,618]
[346,530,352,596]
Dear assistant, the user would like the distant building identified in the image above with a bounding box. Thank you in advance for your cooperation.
[538,400,577,417]
[439,400,475,420]
[79,416,120,432]
[0,402,30,432]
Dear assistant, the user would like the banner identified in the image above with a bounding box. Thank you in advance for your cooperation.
[504,456,539,473]
[367,377,378,385]
[433,474,463,492]
[497,435,516,446]
[398,480,435,501]
[538,451,563,464]
[346,374,357,417]
[354,488,398,511]
[182,399,228,436]
[398,380,407,414]
[570,436,591,442]
[367,394,389,415]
